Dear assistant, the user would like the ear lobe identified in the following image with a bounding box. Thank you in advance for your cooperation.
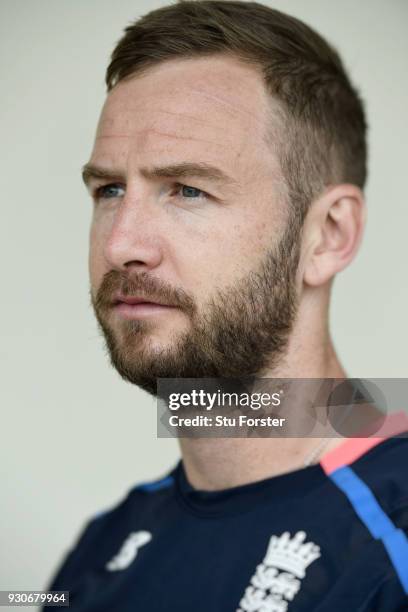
[304,185,366,287]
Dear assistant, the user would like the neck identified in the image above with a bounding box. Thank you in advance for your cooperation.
[179,289,347,491]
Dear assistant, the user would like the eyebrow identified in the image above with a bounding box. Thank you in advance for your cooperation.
[81,162,235,188]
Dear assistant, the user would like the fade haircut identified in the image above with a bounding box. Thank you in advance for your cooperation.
[106,0,367,224]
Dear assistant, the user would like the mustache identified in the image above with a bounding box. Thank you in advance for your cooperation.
[92,270,196,315]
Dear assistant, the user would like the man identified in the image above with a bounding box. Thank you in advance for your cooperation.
[45,1,408,610]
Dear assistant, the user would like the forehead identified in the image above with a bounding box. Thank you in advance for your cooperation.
[92,55,276,172]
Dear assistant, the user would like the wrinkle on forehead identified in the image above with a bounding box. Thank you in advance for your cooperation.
[186,87,269,126]
[97,99,264,135]
[97,126,226,148]
[129,85,269,125]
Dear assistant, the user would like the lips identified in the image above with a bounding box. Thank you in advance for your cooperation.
[114,294,170,307]
[112,294,176,320]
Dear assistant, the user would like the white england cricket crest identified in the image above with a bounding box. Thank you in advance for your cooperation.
[237,531,321,612]
[106,530,152,571]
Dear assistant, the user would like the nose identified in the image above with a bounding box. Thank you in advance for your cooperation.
[103,192,163,272]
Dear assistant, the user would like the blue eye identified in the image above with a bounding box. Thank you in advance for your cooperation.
[94,183,125,200]
[181,185,204,198]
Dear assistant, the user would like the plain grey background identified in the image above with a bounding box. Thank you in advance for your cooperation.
[1,0,407,597]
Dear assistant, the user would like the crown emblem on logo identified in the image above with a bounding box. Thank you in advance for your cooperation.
[237,531,321,611]
[263,531,320,579]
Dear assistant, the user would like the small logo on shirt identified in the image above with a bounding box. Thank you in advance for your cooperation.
[106,530,152,571]
[237,531,321,612]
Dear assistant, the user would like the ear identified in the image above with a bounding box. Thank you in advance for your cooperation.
[303,184,366,287]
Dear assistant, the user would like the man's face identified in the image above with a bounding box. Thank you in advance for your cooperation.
[87,55,301,395]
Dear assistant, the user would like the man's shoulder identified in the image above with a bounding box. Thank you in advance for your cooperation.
[351,432,408,492]
[46,467,178,590]
[322,419,408,517]
[91,468,178,528]
[352,434,408,508]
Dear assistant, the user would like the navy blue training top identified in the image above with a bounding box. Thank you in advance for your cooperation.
[44,436,408,611]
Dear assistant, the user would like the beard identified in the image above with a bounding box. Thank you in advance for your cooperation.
[91,214,301,396]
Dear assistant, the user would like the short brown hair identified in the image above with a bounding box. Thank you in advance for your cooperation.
[106,0,367,221]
